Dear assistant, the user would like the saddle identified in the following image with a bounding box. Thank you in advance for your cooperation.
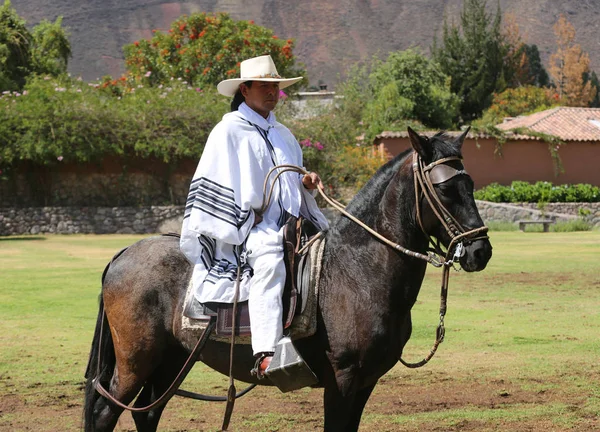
[182,216,320,338]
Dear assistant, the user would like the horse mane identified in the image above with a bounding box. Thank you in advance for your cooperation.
[428,131,462,160]
[334,131,462,231]
[337,148,413,230]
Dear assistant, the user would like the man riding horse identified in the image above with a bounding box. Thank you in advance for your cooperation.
[179,55,329,377]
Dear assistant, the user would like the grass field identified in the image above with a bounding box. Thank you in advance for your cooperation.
[1,232,599,431]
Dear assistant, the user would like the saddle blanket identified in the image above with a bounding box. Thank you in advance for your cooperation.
[180,235,326,344]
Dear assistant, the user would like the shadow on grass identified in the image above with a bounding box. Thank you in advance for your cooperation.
[0,236,47,241]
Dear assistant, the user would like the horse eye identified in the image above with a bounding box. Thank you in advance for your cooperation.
[436,182,457,198]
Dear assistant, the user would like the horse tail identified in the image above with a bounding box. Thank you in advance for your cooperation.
[83,248,127,431]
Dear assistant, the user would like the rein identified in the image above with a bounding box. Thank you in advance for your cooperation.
[93,309,216,412]
[92,241,255,419]
[262,153,488,368]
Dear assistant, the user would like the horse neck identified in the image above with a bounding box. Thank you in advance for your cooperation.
[328,153,429,277]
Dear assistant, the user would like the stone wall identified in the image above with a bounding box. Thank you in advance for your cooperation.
[0,206,185,236]
[1,202,598,236]
[475,201,600,227]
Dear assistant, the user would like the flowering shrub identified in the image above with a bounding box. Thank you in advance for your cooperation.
[123,12,305,88]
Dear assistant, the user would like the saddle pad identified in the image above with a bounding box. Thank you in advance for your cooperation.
[181,236,325,344]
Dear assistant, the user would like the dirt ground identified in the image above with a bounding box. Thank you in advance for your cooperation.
[1,370,598,432]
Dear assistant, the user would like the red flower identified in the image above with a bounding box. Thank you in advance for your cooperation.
[199,30,206,37]
[179,24,186,32]
[134,41,140,47]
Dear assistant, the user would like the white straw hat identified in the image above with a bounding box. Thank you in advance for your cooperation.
[216,55,303,97]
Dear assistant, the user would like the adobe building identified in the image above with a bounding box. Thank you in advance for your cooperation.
[373,107,600,189]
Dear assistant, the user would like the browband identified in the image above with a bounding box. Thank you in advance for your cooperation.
[429,164,468,184]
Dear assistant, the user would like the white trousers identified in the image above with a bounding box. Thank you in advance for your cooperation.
[246,247,285,356]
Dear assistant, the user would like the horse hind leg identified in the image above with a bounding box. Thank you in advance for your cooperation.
[132,348,190,432]
[90,366,148,432]
[91,332,161,431]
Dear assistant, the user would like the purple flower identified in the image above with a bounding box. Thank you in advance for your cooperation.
[144,71,152,77]
[57,156,63,161]
[279,90,288,99]
[314,141,324,150]
[300,139,312,147]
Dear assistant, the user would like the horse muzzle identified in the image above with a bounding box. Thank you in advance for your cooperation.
[459,238,492,272]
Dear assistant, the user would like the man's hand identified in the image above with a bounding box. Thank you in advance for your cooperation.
[253,212,263,227]
[302,171,322,190]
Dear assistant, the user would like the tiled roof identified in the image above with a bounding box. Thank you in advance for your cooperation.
[375,130,536,140]
[496,107,600,141]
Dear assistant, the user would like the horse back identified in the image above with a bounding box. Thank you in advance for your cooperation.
[102,235,191,336]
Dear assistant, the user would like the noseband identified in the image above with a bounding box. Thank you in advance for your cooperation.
[413,153,489,265]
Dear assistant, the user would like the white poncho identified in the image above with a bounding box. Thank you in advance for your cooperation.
[180,103,329,304]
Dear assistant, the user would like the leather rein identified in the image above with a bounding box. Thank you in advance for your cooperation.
[263,152,488,368]
[91,151,488,423]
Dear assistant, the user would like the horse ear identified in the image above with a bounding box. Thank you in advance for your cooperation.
[407,127,432,161]
[455,126,471,150]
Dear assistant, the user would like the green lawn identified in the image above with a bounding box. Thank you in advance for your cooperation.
[1,232,599,431]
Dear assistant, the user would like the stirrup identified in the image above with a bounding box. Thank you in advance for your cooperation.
[250,351,274,379]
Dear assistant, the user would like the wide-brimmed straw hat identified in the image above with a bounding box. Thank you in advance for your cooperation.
[217,55,303,97]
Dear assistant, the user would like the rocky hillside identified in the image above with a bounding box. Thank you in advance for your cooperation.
[11,0,600,88]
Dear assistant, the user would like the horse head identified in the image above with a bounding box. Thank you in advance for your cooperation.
[407,127,492,272]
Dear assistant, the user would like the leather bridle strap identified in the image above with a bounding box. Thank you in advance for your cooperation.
[413,153,489,257]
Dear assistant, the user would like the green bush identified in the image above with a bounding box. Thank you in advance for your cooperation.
[475,181,600,203]
[552,219,592,232]
[0,75,228,172]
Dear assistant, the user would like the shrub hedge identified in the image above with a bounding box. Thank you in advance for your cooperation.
[474,181,600,203]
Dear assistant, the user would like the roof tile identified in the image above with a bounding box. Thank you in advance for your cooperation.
[496,107,600,141]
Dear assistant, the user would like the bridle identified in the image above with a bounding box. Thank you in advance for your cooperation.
[413,152,489,266]
[261,151,489,369]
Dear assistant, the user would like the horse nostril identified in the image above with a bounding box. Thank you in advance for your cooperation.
[473,243,492,263]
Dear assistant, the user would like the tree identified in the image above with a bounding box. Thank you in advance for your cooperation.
[588,71,600,108]
[123,12,305,88]
[501,15,549,88]
[548,14,596,106]
[30,17,71,78]
[0,0,32,91]
[0,0,70,92]
[432,0,507,122]
[474,86,558,126]
[362,49,460,140]
[521,44,549,87]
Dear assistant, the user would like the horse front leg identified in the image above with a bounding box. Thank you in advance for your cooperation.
[323,380,376,431]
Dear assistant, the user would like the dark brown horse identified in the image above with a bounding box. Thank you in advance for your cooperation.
[83,128,492,431]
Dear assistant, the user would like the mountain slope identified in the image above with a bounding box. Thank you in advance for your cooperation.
[11,0,600,88]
